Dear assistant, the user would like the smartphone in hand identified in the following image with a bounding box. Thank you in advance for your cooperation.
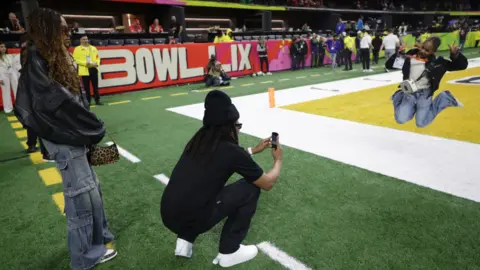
[271,132,278,150]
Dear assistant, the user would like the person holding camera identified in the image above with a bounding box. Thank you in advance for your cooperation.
[385,37,467,128]
[161,90,283,268]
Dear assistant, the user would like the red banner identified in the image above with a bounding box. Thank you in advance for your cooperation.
[0,42,258,108]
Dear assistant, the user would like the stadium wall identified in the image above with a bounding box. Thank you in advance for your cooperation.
[1,32,478,108]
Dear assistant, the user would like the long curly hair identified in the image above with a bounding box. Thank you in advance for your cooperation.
[27,8,80,93]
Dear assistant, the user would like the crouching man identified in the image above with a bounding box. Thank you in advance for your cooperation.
[206,61,231,87]
[160,90,283,268]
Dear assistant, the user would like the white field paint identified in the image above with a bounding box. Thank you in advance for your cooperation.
[154,174,170,185]
[105,142,141,163]
[257,242,312,270]
[168,58,480,203]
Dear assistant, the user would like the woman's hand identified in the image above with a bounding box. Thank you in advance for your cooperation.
[252,137,272,154]
[448,41,460,56]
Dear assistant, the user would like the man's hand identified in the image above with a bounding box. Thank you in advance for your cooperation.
[448,41,460,56]
[252,137,272,154]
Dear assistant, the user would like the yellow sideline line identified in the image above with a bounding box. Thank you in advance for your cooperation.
[108,100,131,106]
[241,83,255,87]
[11,122,23,129]
[141,96,162,101]
[260,81,274,84]
[52,192,65,215]
[7,116,17,122]
[38,168,62,186]
[170,92,188,96]
[15,130,27,139]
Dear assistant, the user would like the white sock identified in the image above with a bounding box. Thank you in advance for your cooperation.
[175,238,193,258]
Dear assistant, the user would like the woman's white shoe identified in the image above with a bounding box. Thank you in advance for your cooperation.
[175,238,193,258]
[212,245,258,268]
[98,249,118,264]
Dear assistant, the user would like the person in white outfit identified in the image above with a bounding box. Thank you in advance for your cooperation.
[0,41,19,113]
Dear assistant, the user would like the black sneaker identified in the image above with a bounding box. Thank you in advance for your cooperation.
[96,101,104,106]
[27,145,38,153]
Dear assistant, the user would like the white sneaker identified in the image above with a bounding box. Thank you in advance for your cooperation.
[363,70,366,72]
[98,249,117,264]
[266,72,272,75]
[212,245,258,268]
[175,238,193,258]
[257,71,263,76]
[368,69,374,72]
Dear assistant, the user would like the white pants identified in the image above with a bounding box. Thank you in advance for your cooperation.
[1,71,19,113]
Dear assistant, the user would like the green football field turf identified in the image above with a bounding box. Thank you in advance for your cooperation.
[1,49,479,270]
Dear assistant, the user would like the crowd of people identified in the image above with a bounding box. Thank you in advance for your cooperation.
[200,0,477,10]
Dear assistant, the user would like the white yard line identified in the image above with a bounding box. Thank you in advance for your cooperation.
[105,142,141,163]
[154,174,170,185]
[257,242,312,270]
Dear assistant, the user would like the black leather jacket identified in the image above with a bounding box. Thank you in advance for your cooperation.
[14,44,105,146]
[385,48,468,96]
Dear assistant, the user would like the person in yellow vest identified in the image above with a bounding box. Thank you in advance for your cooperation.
[73,35,103,105]
[214,29,234,43]
[343,32,355,70]
[475,28,480,48]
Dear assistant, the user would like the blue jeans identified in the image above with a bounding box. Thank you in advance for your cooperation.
[392,88,459,128]
[330,53,337,69]
[42,139,114,270]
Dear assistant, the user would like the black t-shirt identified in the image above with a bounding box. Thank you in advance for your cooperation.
[161,139,264,224]
[170,22,181,38]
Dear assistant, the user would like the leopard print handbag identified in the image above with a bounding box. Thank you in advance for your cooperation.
[87,143,120,166]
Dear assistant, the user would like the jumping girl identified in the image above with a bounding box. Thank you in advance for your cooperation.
[385,37,468,128]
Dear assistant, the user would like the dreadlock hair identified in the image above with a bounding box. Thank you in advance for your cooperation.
[27,8,80,93]
[183,123,238,162]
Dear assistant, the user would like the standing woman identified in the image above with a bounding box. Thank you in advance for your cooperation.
[256,37,271,75]
[14,8,117,269]
[0,41,19,113]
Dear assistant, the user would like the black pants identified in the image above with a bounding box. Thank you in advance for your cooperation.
[296,55,306,69]
[259,57,269,72]
[163,179,260,254]
[291,56,297,70]
[475,40,479,48]
[26,127,38,148]
[343,49,352,70]
[355,49,361,63]
[26,127,48,156]
[81,68,100,104]
[372,49,379,64]
[318,52,325,66]
[337,50,344,67]
[361,48,370,70]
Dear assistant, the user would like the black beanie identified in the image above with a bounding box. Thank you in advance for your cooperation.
[203,90,240,126]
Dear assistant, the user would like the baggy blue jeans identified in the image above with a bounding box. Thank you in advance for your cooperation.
[42,139,114,270]
[392,88,459,128]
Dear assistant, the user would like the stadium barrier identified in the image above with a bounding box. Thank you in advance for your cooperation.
[1,32,478,108]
